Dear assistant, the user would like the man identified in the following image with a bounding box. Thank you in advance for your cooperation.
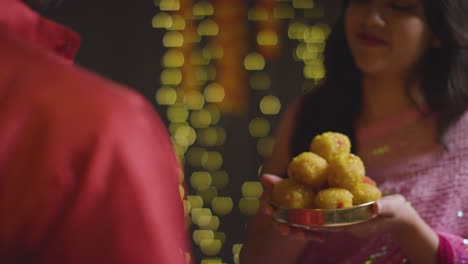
[0,0,189,263]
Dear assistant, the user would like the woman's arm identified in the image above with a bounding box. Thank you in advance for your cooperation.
[239,98,310,264]
[367,195,439,264]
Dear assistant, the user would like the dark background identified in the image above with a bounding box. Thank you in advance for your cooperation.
[44,0,165,103]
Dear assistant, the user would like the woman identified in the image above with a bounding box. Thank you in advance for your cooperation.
[240,0,468,263]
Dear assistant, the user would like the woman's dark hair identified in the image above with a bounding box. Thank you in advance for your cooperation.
[291,0,468,156]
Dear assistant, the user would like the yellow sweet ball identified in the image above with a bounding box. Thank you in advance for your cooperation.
[310,132,351,162]
[351,183,382,206]
[287,152,328,189]
[314,188,354,209]
[272,179,315,209]
[328,153,365,190]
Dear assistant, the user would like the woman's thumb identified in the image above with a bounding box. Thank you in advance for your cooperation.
[260,173,283,188]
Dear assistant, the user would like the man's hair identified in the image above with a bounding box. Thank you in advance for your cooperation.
[23,0,64,11]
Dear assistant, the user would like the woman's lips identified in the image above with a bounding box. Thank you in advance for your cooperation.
[357,33,388,47]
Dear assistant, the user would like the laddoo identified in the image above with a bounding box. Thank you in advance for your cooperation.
[272,179,315,209]
[328,153,365,190]
[310,132,351,162]
[362,176,377,187]
[315,188,354,209]
[287,152,328,189]
[351,183,382,205]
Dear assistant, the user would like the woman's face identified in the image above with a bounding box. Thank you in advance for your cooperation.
[345,0,436,76]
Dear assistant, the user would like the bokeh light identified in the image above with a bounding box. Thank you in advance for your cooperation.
[173,124,197,147]
[203,44,224,60]
[198,127,226,147]
[199,186,218,204]
[163,31,184,47]
[183,200,191,216]
[259,95,281,115]
[248,118,271,138]
[288,21,308,40]
[193,1,214,17]
[257,29,278,46]
[303,60,325,80]
[167,105,189,123]
[190,109,212,128]
[201,151,223,171]
[167,14,186,30]
[211,171,229,190]
[152,12,172,28]
[303,26,326,44]
[186,147,207,167]
[191,171,212,191]
[193,230,214,246]
[187,195,204,209]
[248,7,268,21]
[239,198,260,215]
[162,49,184,67]
[159,0,180,11]
[199,216,220,231]
[204,83,225,103]
[184,90,206,110]
[154,0,330,261]
[155,86,177,105]
[274,5,295,19]
[200,239,222,256]
[241,182,264,198]
[232,244,243,255]
[205,105,221,125]
[191,208,212,226]
[200,258,223,264]
[293,0,314,9]
[244,53,266,71]
[211,197,234,216]
[161,68,182,85]
[198,20,219,36]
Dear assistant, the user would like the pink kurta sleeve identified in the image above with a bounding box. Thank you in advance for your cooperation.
[437,232,468,264]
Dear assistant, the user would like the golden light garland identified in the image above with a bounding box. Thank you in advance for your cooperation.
[154,0,329,262]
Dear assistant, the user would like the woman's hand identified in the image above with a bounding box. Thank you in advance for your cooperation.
[260,174,430,242]
[260,174,438,263]
[260,174,331,242]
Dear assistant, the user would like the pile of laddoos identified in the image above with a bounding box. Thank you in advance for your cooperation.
[272,132,382,209]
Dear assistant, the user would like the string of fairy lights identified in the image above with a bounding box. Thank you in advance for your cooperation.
[153,0,328,263]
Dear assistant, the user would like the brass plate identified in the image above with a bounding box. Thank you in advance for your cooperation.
[272,201,377,230]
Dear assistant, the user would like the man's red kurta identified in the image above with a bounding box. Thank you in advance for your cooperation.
[0,0,189,263]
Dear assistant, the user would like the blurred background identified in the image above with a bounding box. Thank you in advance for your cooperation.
[45,0,341,263]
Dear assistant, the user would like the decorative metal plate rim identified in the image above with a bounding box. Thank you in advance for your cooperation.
[271,201,377,228]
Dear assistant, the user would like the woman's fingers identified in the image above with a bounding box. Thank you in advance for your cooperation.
[272,219,326,242]
[375,194,407,217]
[260,173,283,187]
[262,203,274,216]
[272,221,290,236]
[259,174,284,215]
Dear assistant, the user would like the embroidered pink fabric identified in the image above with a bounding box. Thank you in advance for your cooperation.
[299,108,468,263]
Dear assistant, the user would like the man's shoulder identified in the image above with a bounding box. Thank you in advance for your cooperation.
[0,31,162,134]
